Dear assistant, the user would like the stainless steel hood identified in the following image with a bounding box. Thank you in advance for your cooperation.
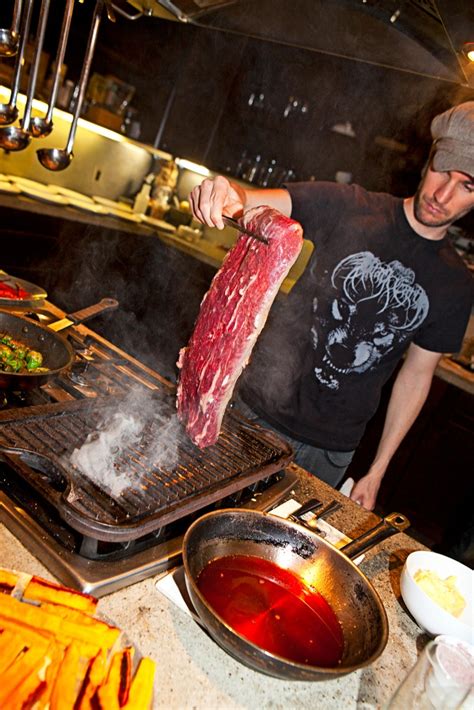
[126,0,474,86]
[126,0,237,22]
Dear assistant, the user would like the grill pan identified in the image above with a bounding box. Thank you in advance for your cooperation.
[0,393,293,542]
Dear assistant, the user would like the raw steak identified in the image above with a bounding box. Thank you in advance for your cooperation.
[177,205,303,448]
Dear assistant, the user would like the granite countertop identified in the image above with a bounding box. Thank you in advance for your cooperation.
[0,464,430,710]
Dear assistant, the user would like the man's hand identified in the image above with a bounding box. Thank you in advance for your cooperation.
[350,472,383,510]
[189,176,246,230]
[189,176,292,230]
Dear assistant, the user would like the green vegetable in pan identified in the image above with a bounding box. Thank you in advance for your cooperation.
[0,333,47,374]
[26,350,44,370]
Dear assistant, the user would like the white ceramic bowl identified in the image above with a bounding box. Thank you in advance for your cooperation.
[400,551,473,644]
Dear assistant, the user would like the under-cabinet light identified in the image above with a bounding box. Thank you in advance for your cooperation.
[175,158,210,176]
[0,85,126,143]
[462,43,474,62]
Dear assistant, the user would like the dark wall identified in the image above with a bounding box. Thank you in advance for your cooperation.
[29,6,474,200]
[2,4,474,203]
[348,367,474,558]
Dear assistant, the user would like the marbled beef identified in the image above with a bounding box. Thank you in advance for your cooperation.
[177,205,303,448]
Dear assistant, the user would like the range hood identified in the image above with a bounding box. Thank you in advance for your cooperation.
[127,0,473,86]
[127,0,237,22]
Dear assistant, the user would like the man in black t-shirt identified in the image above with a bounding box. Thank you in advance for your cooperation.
[189,102,474,510]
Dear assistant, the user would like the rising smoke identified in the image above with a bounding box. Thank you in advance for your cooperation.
[70,387,181,498]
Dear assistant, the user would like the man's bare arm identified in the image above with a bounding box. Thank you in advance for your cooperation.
[189,175,292,229]
[350,343,442,510]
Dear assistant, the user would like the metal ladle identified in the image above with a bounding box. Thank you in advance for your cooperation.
[104,0,116,22]
[30,0,74,138]
[0,0,50,151]
[0,0,34,127]
[0,0,23,56]
[37,0,104,171]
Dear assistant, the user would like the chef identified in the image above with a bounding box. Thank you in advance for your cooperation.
[189,101,474,510]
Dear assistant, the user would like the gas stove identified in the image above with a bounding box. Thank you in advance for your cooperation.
[0,303,296,596]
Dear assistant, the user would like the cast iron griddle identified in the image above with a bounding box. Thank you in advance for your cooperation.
[0,393,293,541]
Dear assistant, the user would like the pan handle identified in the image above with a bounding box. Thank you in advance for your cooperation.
[48,298,119,332]
[0,447,67,506]
[339,512,410,560]
[291,497,322,518]
[62,297,119,325]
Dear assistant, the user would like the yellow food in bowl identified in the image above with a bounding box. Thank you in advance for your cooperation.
[413,569,466,618]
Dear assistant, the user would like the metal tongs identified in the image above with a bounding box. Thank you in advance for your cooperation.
[222,215,269,245]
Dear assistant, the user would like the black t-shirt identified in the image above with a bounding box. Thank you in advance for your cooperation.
[239,182,473,451]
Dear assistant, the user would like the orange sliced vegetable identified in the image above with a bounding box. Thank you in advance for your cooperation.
[76,649,108,710]
[40,600,106,624]
[49,643,84,710]
[96,684,120,710]
[95,646,134,708]
[0,629,28,673]
[0,568,19,593]
[36,639,68,710]
[0,594,121,650]
[23,576,98,614]
[0,616,100,659]
[121,657,156,710]
[9,675,47,710]
[0,644,48,706]
[0,571,156,709]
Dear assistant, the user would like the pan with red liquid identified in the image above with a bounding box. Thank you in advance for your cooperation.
[182,508,410,681]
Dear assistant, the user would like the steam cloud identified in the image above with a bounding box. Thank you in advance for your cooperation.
[70,388,181,498]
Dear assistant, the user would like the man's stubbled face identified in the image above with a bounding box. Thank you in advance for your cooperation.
[414,163,474,228]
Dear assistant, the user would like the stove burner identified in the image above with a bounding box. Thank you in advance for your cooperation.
[1,462,286,561]
[0,393,293,541]
[67,360,92,386]
[0,465,297,596]
[0,304,295,596]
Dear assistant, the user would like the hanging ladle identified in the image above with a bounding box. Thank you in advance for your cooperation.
[0,0,34,127]
[0,0,23,56]
[37,0,104,171]
[0,0,50,151]
[30,0,74,138]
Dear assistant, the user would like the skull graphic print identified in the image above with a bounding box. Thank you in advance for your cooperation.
[312,252,429,390]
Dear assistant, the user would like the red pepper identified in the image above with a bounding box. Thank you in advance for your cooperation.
[0,282,31,299]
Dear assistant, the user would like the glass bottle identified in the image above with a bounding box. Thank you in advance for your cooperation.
[386,636,473,710]
[246,154,262,183]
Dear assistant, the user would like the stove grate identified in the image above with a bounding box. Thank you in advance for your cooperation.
[0,392,293,542]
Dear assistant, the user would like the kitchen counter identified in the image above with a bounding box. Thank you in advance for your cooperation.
[0,190,166,238]
[1,463,430,709]
[0,191,311,294]
[435,313,474,396]
[435,355,474,396]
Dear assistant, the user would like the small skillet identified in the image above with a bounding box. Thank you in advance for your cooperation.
[0,298,118,390]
